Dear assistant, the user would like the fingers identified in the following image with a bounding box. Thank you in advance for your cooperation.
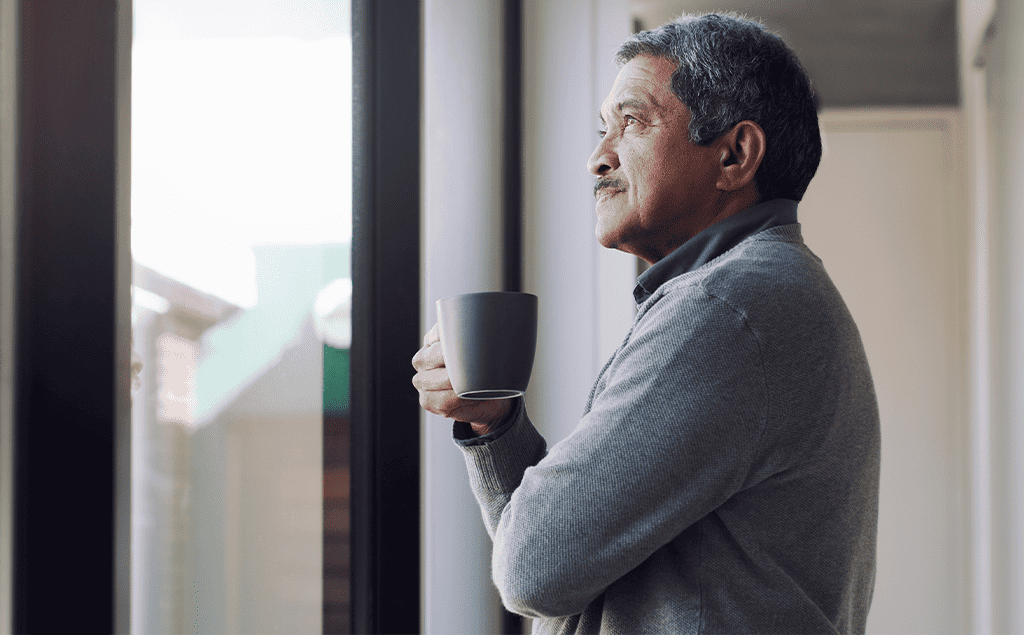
[412,362,514,426]
[413,324,455,418]
[415,322,506,423]
[413,324,445,372]
[411,340,444,372]
[416,385,464,420]
[411,367,453,393]
[411,360,462,420]
[417,384,510,426]
[423,322,439,347]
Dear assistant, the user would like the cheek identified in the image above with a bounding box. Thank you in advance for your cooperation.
[626,154,657,202]
[647,147,707,203]
[635,159,683,214]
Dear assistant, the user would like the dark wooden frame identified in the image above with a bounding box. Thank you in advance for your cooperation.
[503,0,524,297]
[11,1,121,631]
[501,0,524,631]
[349,0,423,632]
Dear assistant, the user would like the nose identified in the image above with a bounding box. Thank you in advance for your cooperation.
[587,135,618,177]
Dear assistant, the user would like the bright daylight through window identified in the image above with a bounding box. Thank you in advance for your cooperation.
[130,1,352,632]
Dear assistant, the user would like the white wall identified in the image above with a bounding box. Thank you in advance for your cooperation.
[420,2,636,630]
[420,1,507,632]
[523,0,634,445]
[980,0,1024,630]
[959,0,997,631]
[800,109,969,634]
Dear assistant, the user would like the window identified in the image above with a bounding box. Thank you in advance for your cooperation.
[130,1,352,632]
[6,2,420,632]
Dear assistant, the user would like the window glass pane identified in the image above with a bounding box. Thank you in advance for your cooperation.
[130,1,351,632]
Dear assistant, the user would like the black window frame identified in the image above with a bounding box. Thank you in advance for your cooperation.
[349,0,422,632]
[11,2,122,631]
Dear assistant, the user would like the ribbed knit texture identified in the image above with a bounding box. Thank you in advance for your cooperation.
[456,225,880,634]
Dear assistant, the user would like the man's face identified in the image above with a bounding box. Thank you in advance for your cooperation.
[588,55,721,263]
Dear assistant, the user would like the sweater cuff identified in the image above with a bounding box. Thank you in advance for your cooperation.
[452,397,521,446]
[455,401,546,494]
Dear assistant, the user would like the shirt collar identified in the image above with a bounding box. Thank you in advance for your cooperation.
[633,198,799,304]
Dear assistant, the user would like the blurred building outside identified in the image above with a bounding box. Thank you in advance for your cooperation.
[131,243,351,634]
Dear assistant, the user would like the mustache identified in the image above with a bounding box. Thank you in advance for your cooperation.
[594,178,626,197]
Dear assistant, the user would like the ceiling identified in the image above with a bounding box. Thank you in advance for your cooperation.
[630,0,958,107]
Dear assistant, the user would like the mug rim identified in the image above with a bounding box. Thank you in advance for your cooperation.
[436,291,537,304]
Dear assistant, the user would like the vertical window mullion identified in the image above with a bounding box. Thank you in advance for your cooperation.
[12,1,120,631]
[350,0,422,632]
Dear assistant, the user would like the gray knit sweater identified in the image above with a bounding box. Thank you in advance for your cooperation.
[456,224,880,634]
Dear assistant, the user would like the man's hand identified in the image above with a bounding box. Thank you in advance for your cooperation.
[412,323,512,435]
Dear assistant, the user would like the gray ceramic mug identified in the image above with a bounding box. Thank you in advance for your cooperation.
[435,292,538,400]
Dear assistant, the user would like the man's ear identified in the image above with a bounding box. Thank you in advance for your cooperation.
[715,120,766,193]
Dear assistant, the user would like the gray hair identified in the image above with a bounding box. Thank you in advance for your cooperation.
[616,13,821,201]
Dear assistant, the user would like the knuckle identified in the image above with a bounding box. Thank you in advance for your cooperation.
[439,397,463,420]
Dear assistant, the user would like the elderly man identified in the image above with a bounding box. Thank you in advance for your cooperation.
[413,12,879,634]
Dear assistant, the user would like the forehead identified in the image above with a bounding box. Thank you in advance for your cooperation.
[600,55,680,118]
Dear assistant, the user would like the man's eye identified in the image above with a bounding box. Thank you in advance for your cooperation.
[598,129,607,138]
[624,115,638,126]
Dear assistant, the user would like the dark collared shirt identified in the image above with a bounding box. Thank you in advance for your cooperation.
[633,198,799,305]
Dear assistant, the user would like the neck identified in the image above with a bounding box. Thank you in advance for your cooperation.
[708,187,761,228]
[635,188,762,265]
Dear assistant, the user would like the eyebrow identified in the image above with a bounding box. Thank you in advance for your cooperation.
[599,97,660,125]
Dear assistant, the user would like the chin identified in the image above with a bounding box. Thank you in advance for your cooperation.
[597,234,638,259]
[595,225,619,250]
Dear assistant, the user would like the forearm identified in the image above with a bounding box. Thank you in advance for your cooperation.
[457,398,547,536]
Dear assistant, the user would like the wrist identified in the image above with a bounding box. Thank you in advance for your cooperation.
[469,399,513,436]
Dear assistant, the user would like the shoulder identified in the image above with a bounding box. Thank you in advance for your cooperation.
[636,225,861,377]
[655,225,838,322]
[623,267,767,391]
